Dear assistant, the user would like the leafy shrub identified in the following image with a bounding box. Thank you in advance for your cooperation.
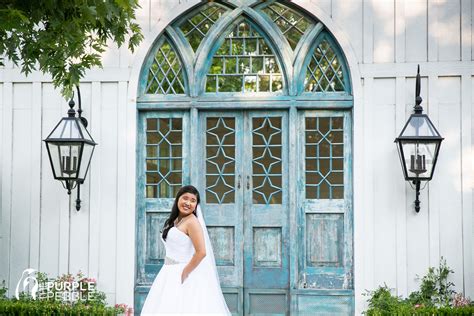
[0,281,7,300]
[364,258,473,315]
[0,270,133,315]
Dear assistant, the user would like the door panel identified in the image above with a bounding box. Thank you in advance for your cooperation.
[297,111,353,290]
[199,112,244,288]
[198,111,289,315]
[243,112,289,286]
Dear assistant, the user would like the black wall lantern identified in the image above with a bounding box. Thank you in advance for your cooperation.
[43,86,97,211]
[395,66,443,213]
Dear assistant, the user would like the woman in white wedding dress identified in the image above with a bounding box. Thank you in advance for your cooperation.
[141,185,231,315]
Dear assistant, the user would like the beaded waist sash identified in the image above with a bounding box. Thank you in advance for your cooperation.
[164,256,182,265]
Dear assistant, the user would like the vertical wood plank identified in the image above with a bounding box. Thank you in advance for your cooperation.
[472,0,474,60]
[437,0,461,61]
[405,76,430,294]
[395,77,407,296]
[373,0,395,63]
[88,82,102,282]
[98,82,119,304]
[437,76,463,292]
[363,77,375,290]
[68,83,92,276]
[0,82,3,241]
[460,74,473,297]
[405,0,428,62]
[10,83,33,291]
[427,75,440,268]
[29,82,42,271]
[0,82,13,293]
[39,84,67,277]
[395,0,406,63]
[460,0,471,61]
[363,0,374,63]
[116,81,133,305]
[372,78,397,289]
[427,0,439,61]
[332,0,363,62]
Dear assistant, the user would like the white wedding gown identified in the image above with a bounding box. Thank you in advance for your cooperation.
[140,225,231,315]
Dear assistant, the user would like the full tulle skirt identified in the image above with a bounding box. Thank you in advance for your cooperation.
[140,261,230,315]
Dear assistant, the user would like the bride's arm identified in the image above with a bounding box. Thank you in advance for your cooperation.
[181,216,206,283]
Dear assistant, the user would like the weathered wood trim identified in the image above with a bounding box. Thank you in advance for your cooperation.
[293,22,324,95]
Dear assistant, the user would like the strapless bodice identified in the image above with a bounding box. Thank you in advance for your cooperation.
[162,227,195,262]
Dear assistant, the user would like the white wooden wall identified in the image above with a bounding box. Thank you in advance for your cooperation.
[0,0,473,314]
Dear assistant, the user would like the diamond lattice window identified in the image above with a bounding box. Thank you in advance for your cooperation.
[252,117,283,204]
[206,20,283,93]
[304,39,346,93]
[178,3,229,52]
[206,117,236,204]
[146,38,186,95]
[262,2,312,50]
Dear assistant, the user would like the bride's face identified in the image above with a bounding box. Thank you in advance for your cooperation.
[177,192,198,217]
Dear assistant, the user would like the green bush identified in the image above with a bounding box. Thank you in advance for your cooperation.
[0,271,132,315]
[364,258,473,315]
[0,299,120,315]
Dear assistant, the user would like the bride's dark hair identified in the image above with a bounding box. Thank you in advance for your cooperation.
[162,185,200,240]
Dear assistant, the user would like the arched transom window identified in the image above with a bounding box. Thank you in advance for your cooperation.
[139,1,351,99]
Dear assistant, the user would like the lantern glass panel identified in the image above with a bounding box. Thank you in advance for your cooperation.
[58,143,81,179]
[46,142,62,178]
[78,143,95,180]
[49,119,82,139]
[400,141,438,179]
[77,119,95,142]
[401,115,439,137]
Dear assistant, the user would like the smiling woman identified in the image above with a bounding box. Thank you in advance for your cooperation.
[140,185,230,315]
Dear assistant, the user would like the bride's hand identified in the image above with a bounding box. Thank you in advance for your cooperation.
[181,268,190,284]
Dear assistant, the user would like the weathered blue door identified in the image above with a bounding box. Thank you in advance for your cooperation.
[198,110,289,315]
[135,2,355,314]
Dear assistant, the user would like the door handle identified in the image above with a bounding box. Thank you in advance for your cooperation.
[246,175,250,190]
[237,175,241,189]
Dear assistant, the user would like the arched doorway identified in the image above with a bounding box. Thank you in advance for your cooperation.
[135,1,353,314]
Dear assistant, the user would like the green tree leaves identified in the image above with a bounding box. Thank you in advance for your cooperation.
[0,0,144,98]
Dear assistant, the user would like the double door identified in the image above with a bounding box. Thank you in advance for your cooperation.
[198,111,289,315]
[136,109,353,315]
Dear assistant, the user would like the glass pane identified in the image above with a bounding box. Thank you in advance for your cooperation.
[305,116,344,199]
[206,20,283,93]
[304,39,347,93]
[146,38,186,95]
[178,3,229,52]
[401,141,438,179]
[252,117,283,204]
[262,2,313,50]
[206,117,236,204]
[145,118,182,198]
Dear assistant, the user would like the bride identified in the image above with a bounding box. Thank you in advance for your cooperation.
[141,185,231,315]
